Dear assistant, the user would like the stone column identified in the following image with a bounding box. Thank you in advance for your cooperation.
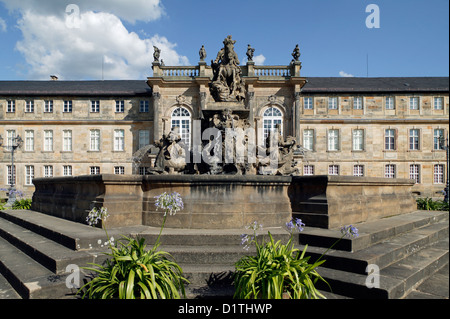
[152,90,161,142]
[247,90,255,127]
[294,91,301,144]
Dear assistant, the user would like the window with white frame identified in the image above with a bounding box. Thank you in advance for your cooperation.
[139,130,150,150]
[328,129,340,151]
[7,100,15,113]
[303,129,314,151]
[385,129,396,150]
[116,100,125,113]
[352,129,364,151]
[44,100,53,113]
[63,165,73,176]
[114,129,125,151]
[114,166,125,175]
[434,129,444,150]
[409,97,419,110]
[171,107,192,149]
[353,97,363,110]
[140,100,149,113]
[303,165,314,176]
[25,130,34,152]
[385,97,395,110]
[91,101,100,113]
[409,129,420,150]
[434,97,443,110]
[7,165,15,186]
[90,166,100,175]
[6,130,16,151]
[44,130,53,151]
[409,164,420,183]
[353,165,364,177]
[385,164,396,178]
[304,97,313,110]
[262,107,283,141]
[25,165,34,185]
[328,97,338,110]
[63,130,72,152]
[25,100,34,113]
[64,100,72,113]
[328,165,339,176]
[434,164,444,184]
[44,165,53,178]
[90,129,100,151]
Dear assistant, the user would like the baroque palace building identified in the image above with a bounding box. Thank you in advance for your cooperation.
[0,48,449,199]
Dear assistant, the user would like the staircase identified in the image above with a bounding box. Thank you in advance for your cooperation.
[0,209,448,299]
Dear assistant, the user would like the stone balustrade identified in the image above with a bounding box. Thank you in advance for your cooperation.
[254,65,291,77]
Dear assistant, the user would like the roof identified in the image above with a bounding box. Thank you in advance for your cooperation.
[302,77,449,93]
[0,80,152,97]
[0,77,448,96]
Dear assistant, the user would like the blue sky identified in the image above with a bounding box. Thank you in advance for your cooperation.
[0,0,448,80]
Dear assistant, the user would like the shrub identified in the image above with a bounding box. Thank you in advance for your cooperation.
[12,198,32,210]
[416,197,449,211]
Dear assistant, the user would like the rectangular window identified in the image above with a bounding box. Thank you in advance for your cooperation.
[139,130,150,150]
[64,101,72,113]
[90,166,100,175]
[25,130,34,152]
[25,100,34,113]
[25,165,34,185]
[385,97,395,110]
[91,101,100,113]
[63,165,73,176]
[352,129,364,151]
[385,164,396,178]
[328,165,339,176]
[409,129,420,150]
[114,166,125,175]
[328,97,338,110]
[434,97,443,110]
[116,100,124,113]
[303,165,314,176]
[409,97,419,110]
[434,129,444,150]
[7,100,15,113]
[44,130,53,151]
[7,165,15,186]
[304,97,313,110]
[90,130,100,151]
[385,129,396,150]
[409,164,420,183]
[140,100,149,113]
[328,129,339,151]
[353,97,363,110]
[434,164,444,184]
[44,165,53,178]
[353,165,364,177]
[303,129,314,151]
[63,130,72,152]
[44,100,53,113]
[6,130,16,151]
[139,167,150,176]
[114,129,125,151]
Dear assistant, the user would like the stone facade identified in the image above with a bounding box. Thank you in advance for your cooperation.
[0,49,448,199]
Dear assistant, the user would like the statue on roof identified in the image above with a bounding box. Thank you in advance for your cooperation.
[210,35,246,102]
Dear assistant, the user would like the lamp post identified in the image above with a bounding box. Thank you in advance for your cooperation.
[439,133,449,204]
[0,134,23,207]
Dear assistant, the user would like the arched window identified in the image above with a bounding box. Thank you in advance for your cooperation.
[263,107,283,140]
[171,107,191,148]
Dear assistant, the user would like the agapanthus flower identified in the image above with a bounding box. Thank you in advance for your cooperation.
[340,225,359,238]
[86,207,109,226]
[154,192,184,216]
[285,217,305,234]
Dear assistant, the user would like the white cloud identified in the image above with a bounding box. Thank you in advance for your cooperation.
[1,0,188,80]
[339,70,354,77]
[0,17,6,32]
[253,54,266,65]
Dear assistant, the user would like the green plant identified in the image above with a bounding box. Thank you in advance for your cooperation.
[417,197,449,211]
[12,198,32,210]
[234,220,359,299]
[78,192,188,299]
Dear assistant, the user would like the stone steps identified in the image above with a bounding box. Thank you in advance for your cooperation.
[0,209,448,299]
